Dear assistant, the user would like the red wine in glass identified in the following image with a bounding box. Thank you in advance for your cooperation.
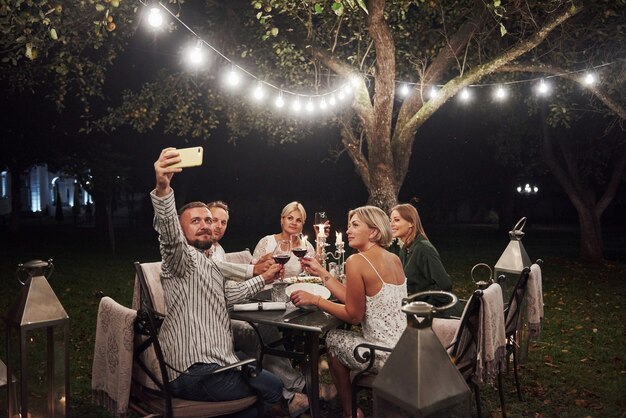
[292,248,308,258]
[273,254,290,265]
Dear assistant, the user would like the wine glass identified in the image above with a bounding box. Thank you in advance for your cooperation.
[272,239,291,280]
[291,233,310,277]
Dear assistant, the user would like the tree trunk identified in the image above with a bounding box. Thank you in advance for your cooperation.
[577,203,603,262]
[366,170,399,213]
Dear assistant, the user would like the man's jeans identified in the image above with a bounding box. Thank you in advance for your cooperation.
[169,355,283,417]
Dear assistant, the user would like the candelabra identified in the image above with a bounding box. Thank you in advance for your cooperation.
[316,231,346,283]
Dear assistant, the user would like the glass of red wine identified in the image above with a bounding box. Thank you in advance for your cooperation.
[291,233,310,276]
[272,239,291,280]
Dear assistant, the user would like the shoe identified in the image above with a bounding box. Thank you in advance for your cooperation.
[288,392,310,417]
[319,383,338,402]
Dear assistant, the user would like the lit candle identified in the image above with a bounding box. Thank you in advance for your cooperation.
[335,232,343,246]
[317,223,326,237]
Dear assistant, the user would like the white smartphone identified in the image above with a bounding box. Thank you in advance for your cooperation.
[171,146,203,168]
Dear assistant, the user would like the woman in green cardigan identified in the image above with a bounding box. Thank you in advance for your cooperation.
[389,203,463,317]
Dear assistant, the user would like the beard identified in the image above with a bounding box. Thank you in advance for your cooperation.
[190,239,213,251]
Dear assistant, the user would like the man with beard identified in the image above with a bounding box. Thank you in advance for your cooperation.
[151,147,283,415]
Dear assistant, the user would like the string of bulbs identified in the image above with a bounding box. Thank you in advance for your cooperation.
[140,2,618,115]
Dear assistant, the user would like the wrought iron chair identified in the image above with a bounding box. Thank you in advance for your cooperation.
[350,342,393,418]
[129,261,262,418]
[502,266,532,401]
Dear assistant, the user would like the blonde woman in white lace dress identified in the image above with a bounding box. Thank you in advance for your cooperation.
[291,206,407,418]
[252,201,316,278]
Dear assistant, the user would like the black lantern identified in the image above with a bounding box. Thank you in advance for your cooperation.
[5,259,69,418]
[372,291,471,417]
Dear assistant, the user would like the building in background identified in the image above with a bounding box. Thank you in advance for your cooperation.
[0,164,91,217]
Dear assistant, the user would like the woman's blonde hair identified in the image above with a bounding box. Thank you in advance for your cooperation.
[281,201,307,222]
[348,205,393,247]
[390,203,428,244]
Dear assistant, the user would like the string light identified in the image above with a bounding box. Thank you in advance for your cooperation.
[185,40,205,67]
[147,7,163,28]
[536,79,551,96]
[494,85,507,100]
[582,72,597,86]
[292,96,302,113]
[140,2,618,118]
[252,82,265,101]
[225,66,241,88]
[275,92,285,108]
[459,88,471,101]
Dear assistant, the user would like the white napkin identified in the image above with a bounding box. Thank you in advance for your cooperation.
[233,302,287,311]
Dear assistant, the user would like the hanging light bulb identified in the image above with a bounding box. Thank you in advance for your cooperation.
[582,72,597,86]
[328,95,336,106]
[225,67,241,87]
[399,83,410,97]
[536,79,550,96]
[494,85,507,100]
[337,90,345,101]
[306,98,315,113]
[428,86,439,99]
[292,96,302,113]
[459,87,471,101]
[350,74,361,87]
[319,98,327,110]
[252,82,265,101]
[185,40,205,66]
[275,92,285,108]
[342,84,352,96]
[147,7,163,28]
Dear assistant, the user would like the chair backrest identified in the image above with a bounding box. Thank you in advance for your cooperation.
[504,267,531,338]
[132,262,170,394]
[130,262,259,418]
[448,290,483,382]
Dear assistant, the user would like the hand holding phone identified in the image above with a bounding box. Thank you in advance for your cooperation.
[170,146,203,168]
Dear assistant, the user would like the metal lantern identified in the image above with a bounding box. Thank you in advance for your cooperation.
[372,291,471,417]
[494,217,531,306]
[494,218,532,362]
[5,259,69,418]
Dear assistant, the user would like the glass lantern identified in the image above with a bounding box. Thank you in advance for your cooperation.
[5,259,69,418]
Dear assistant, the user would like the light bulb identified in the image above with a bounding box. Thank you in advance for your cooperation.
[537,79,550,95]
[253,83,265,100]
[147,7,163,28]
[319,98,327,110]
[306,99,315,113]
[429,86,439,99]
[399,84,409,97]
[494,86,507,100]
[185,42,204,66]
[292,97,302,112]
[460,88,471,101]
[328,95,336,106]
[226,68,240,87]
[275,94,285,108]
[583,72,596,86]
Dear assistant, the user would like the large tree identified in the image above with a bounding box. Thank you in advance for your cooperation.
[95,0,590,211]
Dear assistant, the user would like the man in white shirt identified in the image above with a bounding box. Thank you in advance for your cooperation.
[206,200,337,416]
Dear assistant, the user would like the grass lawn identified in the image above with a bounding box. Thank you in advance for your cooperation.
[0,222,624,417]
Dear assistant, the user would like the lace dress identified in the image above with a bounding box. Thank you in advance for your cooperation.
[252,234,316,278]
[326,253,407,371]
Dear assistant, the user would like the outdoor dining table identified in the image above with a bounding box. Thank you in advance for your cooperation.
[231,297,345,418]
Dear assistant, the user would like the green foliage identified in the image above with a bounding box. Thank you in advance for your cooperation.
[0,0,141,112]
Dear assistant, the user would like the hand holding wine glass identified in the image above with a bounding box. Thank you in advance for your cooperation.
[272,239,291,280]
[291,233,310,276]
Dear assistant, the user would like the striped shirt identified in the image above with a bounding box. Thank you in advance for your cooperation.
[151,190,264,380]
